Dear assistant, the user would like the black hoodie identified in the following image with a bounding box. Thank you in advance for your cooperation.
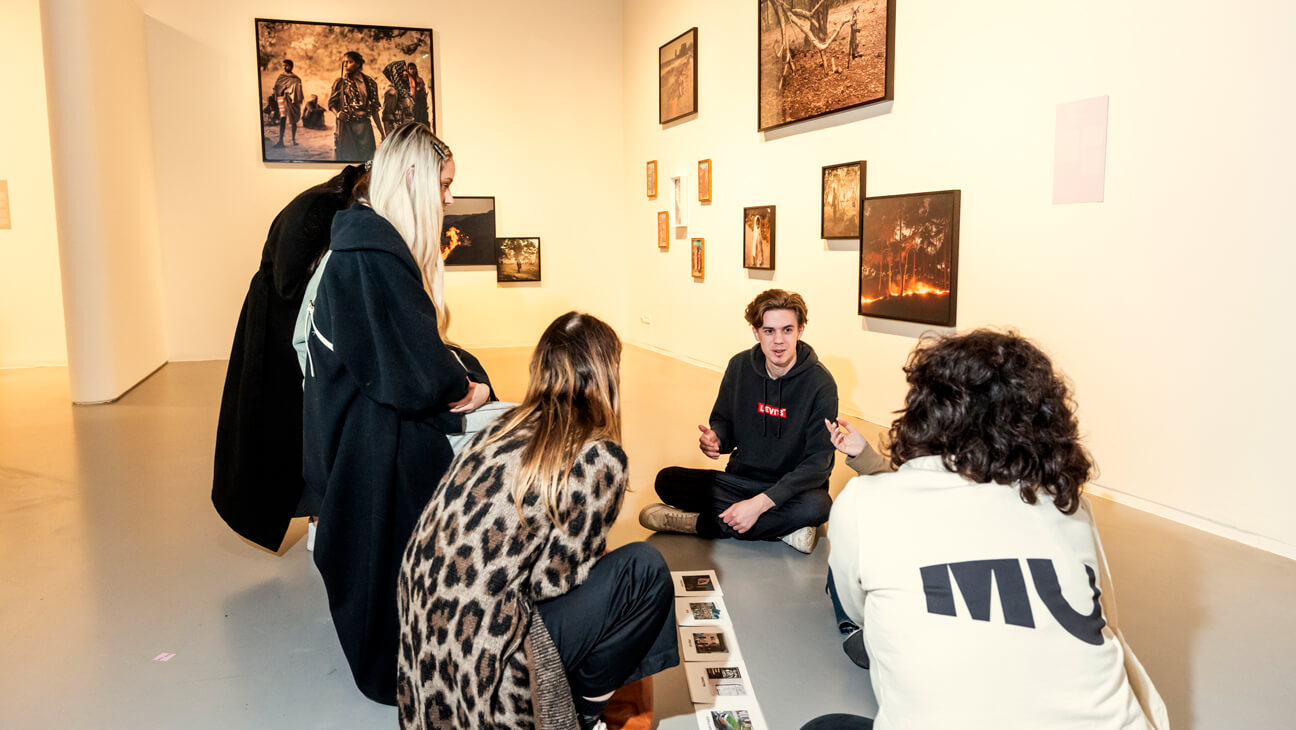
[709,340,839,506]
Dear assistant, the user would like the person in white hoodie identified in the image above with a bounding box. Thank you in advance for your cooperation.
[807,329,1164,730]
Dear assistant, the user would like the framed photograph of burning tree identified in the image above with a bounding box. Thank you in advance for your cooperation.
[757,0,895,132]
[822,161,865,239]
[496,237,541,282]
[858,190,960,326]
[441,196,497,267]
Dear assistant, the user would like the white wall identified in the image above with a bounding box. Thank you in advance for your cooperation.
[0,0,67,368]
[621,0,1296,553]
[137,0,627,360]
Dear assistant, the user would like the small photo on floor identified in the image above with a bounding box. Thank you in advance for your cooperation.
[680,626,740,662]
[695,701,769,730]
[672,569,722,597]
[685,661,752,703]
[675,596,731,626]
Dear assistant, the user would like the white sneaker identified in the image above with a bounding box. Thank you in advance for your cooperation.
[638,503,700,534]
[780,525,819,554]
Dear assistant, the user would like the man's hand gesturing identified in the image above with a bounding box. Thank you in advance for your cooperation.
[698,424,721,459]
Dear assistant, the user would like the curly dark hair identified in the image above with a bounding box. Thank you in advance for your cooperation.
[888,329,1092,514]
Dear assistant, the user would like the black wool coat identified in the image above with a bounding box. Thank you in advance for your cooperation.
[212,165,364,551]
[301,204,473,705]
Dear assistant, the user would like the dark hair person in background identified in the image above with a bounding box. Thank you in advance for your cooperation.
[271,58,303,148]
[398,313,677,730]
[328,50,385,161]
[805,329,1166,730]
[211,164,366,552]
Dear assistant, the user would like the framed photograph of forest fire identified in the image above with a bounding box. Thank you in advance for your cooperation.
[441,196,496,267]
[698,159,713,202]
[822,161,866,239]
[691,238,705,278]
[757,0,895,132]
[858,190,960,326]
[742,205,775,270]
[255,18,433,163]
[496,237,541,282]
[660,28,698,124]
[658,211,670,249]
[647,160,658,198]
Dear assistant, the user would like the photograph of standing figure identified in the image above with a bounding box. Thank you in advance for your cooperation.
[743,206,775,270]
[822,161,866,239]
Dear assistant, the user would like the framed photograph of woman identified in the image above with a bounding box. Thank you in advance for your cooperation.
[698,159,713,202]
[691,238,705,278]
[660,28,698,124]
[647,160,658,198]
[742,205,775,270]
[822,161,866,239]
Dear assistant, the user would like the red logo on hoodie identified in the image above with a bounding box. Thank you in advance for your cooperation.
[757,402,787,418]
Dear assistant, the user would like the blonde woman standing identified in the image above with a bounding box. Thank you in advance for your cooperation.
[301,123,490,704]
[398,313,677,730]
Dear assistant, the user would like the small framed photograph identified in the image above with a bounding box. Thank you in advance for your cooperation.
[822,161,866,239]
[658,211,670,249]
[495,237,540,282]
[698,159,712,202]
[647,160,658,198]
[859,190,961,326]
[742,206,775,270]
[680,626,740,662]
[660,27,698,124]
[673,570,722,596]
[691,238,706,278]
[671,175,689,227]
[695,702,769,730]
[441,196,496,267]
[675,596,731,626]
[685,662,752,704]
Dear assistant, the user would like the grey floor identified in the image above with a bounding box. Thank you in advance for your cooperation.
[2,347,1293,729]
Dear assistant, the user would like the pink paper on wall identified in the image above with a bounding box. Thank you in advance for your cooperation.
[1052,96,1109,204]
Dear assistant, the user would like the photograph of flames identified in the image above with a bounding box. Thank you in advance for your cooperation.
[440,196,497,267]
[858,190,960,326]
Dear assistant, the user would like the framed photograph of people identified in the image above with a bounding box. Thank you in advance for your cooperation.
[756,0,895,132]
[822,161,866,239]
[858,190,960,326]
[441,196,497,267]
[647,160,658,198]
[698,159,713,202]
[742,206,775,270]
[255,18,433,163]
[671,175,689,227]
[660,27,698,124]
[496,237,541,282]
[658,211,670,249]
[691,238,706,278]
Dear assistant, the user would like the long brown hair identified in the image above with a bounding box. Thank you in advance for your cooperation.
[485,312,623,523]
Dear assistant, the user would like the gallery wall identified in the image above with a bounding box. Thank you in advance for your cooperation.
[620,0,1296,554]
[135,0,627,361]
[0,0,67,369]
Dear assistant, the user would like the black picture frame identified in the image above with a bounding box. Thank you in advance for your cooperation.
[858,190,960,326]
[255,18,434,164]
[756,0,895,132]
[441,196,497,267]
[660,28,698,124]
[822,161,866,239]
[496,237,541,282]
[742,205,776,270]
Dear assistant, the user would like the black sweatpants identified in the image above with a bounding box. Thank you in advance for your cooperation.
[535,542,679,699]
[654,466,832,540]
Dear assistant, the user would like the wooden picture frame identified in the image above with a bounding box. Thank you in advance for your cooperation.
[858,190,960,326]
[756,0,895,132]
[657,211,670,249]
[496,237,541,282]
[440,196,496,266]
[742,205,775,270]
[660,28,698,124]
[690,237,705,278]
[698,159,712,202]
[822,161,866,239]
[647,160,658,198]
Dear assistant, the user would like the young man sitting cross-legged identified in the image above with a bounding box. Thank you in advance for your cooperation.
[639,289,837,553]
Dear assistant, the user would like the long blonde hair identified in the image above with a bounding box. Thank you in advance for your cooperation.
[486,312,623,523]
[364,122,453,334]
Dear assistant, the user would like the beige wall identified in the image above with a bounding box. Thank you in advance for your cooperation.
[138,0,626,360]
[621,0,1296,553]
[0,0,67,368]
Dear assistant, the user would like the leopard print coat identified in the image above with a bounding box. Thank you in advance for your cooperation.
[397,422,628,729]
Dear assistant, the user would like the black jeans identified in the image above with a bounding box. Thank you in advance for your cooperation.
[535,542,679,699]
[654,466,832,540]
[801,714,875,729]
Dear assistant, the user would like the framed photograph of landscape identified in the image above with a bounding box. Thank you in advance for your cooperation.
[660,27,698,124]
[441,196,496,267]
[756,0,895,132]
[255,18,433,163]
[496,237,540,282]
[742,205,775,270]
[858,190,960,326]
[698,159,713,202]
[658,211,670,249]
[691,237,706,278]
[647,160,658,198]
[822,161,866,239]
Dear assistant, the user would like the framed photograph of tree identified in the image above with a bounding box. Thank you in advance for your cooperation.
[496,237,541,282]
[691,237,705,278]
[647,160,658,198]
[757,0,895,132]
[441,196,496,267]
[698,159,713,202]
[660,28,698,124]
[743,205,775,270]
[658,211,670,249]
[858,190,960,326]
[822,161,866,239]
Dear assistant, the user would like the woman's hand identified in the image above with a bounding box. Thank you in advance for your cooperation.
[449,381,490,414]
[825,418,866,457]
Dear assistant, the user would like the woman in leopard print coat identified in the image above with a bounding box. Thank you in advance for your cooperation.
[398,313,676,729]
